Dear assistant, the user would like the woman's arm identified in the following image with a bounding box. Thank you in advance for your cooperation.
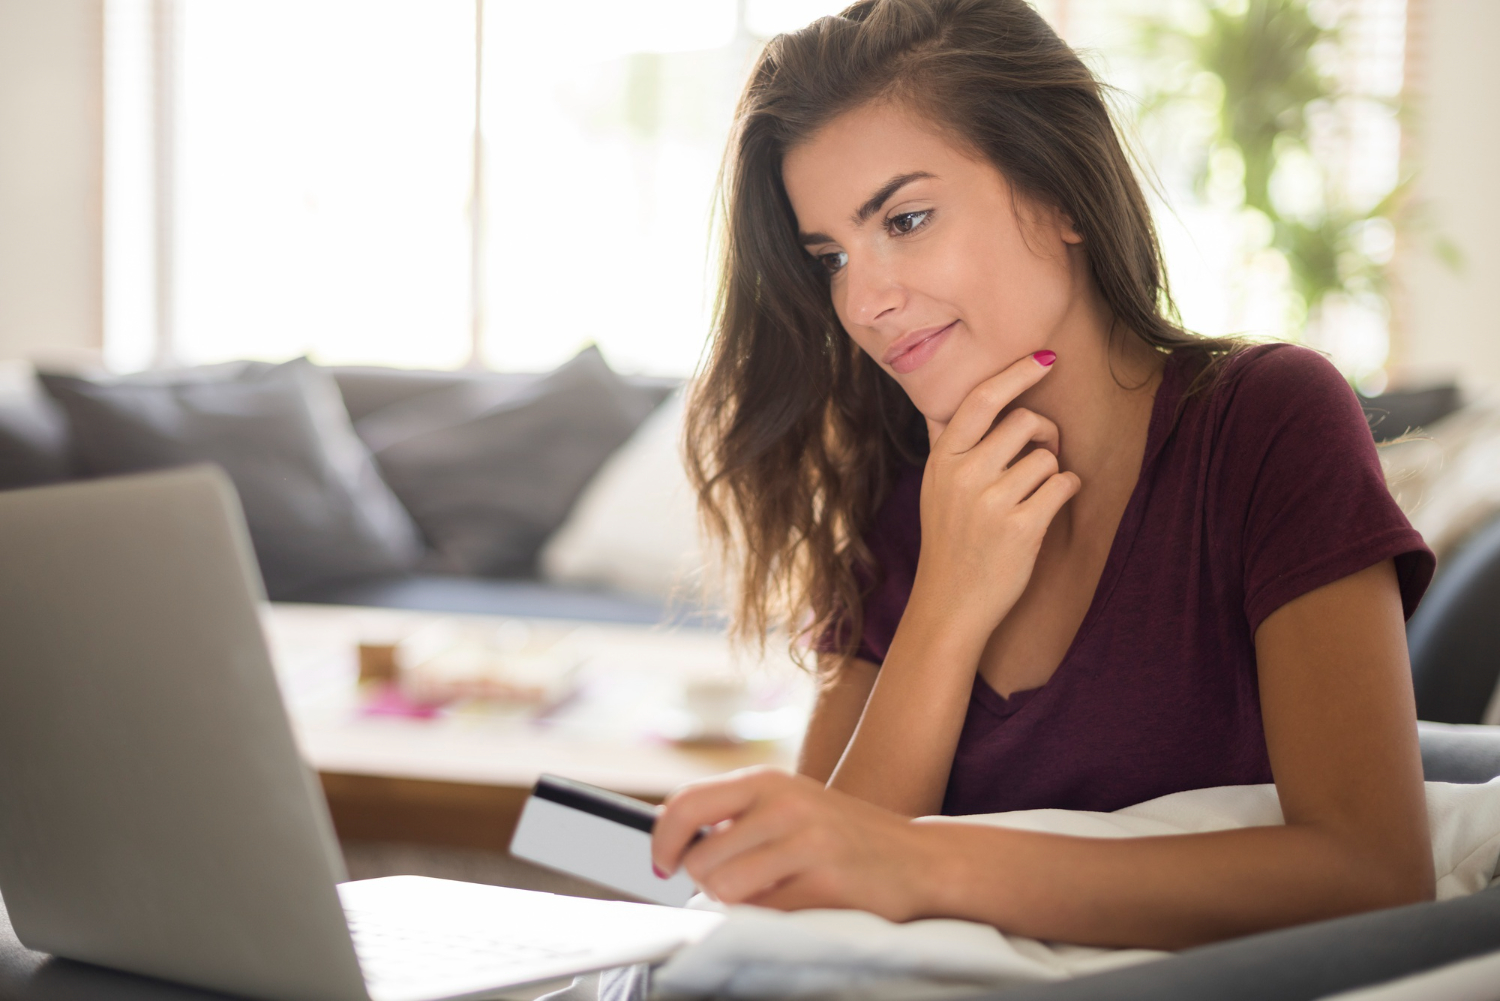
[797,656,877,783]
[824,607,991,812]
[654,559,1433,949]
[916,558,1433,946]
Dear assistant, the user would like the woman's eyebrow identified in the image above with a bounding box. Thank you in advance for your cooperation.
[852,171,935,226]
[797,171,937,246]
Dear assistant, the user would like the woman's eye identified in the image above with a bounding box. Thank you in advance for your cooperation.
[818,250,848,275]
[888,210,931,235]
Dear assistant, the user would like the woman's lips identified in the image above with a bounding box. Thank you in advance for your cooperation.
[886,321,956,375]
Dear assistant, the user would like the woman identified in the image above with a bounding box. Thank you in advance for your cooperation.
[652,0,1436,949]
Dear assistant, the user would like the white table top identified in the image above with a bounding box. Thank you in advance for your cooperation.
[265,603,810,798]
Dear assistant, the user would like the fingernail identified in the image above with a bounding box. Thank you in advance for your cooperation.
[1033,350,1056,367]
[653,865,668,879]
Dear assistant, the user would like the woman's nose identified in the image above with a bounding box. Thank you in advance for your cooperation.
[840,257,905,328]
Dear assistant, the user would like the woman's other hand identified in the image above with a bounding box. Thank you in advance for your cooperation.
[914,351,1080,634]
[652,766,937,920]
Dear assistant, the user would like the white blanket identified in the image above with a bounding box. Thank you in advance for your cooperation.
[649,780,1500,1001]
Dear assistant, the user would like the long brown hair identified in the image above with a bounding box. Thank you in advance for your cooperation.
[685,0,1240,665]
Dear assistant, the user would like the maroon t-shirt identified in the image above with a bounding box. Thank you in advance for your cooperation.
[838,344,1435,816]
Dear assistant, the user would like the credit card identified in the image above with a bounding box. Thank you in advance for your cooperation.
[509,774,698,907]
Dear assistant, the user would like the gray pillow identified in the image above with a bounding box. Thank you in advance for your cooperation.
[40,359,423,599]
[359,346,659,577]
[0,387,71,491]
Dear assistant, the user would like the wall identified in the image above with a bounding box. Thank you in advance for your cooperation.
[0,0,104,366]
[1398,0,1500,391]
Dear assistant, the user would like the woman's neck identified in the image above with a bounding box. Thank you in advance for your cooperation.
[1010,286,1165,536]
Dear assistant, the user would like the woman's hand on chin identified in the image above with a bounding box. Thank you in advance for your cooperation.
[913,350,1080,635]
[650,766,940,920]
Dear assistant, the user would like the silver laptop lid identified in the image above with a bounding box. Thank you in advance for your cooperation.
[0,466,368,1001]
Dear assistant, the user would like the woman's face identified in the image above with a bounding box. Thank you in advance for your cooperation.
[782,101,1085,423]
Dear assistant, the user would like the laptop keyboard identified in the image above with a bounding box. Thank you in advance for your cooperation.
[335,876,724,1000]
[346,910,592,987]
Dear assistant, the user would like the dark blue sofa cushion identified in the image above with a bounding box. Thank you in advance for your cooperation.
[300,573,666,625]
[294,573,723,628]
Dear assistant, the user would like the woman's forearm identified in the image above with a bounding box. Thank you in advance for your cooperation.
[797,656,878,783]
[827,594,990,816]
[908,820,1435,949]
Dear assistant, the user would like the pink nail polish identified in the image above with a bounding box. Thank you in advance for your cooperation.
[653,865,668,879]
[1033,350,1056,367]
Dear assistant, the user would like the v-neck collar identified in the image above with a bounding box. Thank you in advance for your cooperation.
[972,349,1189,719]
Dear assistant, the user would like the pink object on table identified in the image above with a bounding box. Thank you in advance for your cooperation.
[360,682,445,720]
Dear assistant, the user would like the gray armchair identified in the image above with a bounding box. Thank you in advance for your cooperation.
[983,723,1500,1001]
[1408,514,1500,724]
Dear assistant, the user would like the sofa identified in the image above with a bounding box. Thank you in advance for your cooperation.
[1,351,1498,721]
[0,348,711,627]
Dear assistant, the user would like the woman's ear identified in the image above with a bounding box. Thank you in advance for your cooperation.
[1059,211,1084,245]
[1015,194,1084,255]
[1026,195,1083,247]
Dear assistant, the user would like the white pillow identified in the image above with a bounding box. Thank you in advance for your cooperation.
[540,390,718,603]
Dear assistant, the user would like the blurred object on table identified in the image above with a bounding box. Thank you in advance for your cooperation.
[390,619,587,709]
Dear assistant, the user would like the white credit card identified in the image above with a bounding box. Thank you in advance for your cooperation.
[509,774,698,907]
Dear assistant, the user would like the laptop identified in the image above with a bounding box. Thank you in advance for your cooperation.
[0,466,722,1001]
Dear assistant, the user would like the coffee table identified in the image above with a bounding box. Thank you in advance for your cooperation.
[265,603,811,853]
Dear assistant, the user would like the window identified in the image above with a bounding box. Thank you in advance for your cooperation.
[476,1,742,374]
[106,0,1408,379]
[1054,0,1409,383]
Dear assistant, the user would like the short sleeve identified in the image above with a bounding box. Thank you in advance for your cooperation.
[1216,345,1435,634]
